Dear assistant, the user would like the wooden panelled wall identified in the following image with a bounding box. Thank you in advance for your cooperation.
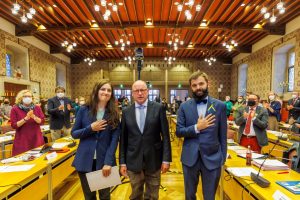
[0,29,72,99]
[71,60,232,102]
[231,28,300,100]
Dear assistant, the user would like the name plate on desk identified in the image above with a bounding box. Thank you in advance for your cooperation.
[272,190,290,200]
[46,152,57,160]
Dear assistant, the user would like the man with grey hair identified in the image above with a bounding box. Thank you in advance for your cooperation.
[119,80,172,200]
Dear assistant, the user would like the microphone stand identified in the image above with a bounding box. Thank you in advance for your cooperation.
[250,139,280,188]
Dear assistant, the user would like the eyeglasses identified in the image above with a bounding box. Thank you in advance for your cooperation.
[133,89,147,93]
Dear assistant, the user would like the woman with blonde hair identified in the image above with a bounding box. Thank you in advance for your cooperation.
[10,89,45,156]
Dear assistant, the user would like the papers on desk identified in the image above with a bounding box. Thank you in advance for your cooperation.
[0,135,13,142]
[227,167,261,177]
[86,166,121,191]
[1,157,22,164]
[40,125,50,131]
[0,164,35,172]
[51,142,70,149]
[252,159,289,171]
[238,153,265,159]
[4,131,15,136]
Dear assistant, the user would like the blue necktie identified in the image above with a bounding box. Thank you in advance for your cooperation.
[138,105,146,133]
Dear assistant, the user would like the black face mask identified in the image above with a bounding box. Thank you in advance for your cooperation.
[4,101,9,104]
[192,87,209,102]
[247,100,256,107]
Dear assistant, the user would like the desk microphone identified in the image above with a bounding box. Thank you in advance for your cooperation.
[250,139,280,188]
[66,137,77,148]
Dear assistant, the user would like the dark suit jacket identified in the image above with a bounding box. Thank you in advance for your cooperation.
[235,106,269,147]
[268,100,281,122]
[119,101,172,173]
[71,106,120,172]
[287,98,300,119]
[47,96,74,130]
[176,97,227,170]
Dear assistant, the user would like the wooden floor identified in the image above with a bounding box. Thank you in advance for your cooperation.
[53,137,222,200]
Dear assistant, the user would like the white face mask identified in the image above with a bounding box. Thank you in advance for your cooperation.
[57,93,65,98]
[292,95,297,99]
[22,97,32,105]
[79,101,85,105]
[238,99,243,103]
[269,95,275,101]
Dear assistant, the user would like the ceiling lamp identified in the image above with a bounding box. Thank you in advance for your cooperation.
[167,34,184,50]
[114,35,130,51]
[61,39,77,52]
[94,0,120,21]
[12,3,37,23]
[164,50,176,64]
[222,39,238,52]
[204,56,216,66]
[260,1,285,23]
[84,57,96,66]
[124,56,135,65]
[176,0,201,20]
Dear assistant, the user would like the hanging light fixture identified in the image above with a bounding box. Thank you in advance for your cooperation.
[12,2,37,23]
[175,0,201,20]
[84,57,96,66]
[260,1,286,23]
[115,34,131,51]
[61,36,77,52]
[94,0,121,21]
[222,38,238,52]
[204,54,216,66]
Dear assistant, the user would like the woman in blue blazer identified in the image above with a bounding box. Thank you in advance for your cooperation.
[71,80,120,200]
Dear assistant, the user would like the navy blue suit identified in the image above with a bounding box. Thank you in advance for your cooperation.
[176,97,227,200]
[71,106,120,172]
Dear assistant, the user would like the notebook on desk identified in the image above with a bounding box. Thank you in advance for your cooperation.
[276,181,300,194]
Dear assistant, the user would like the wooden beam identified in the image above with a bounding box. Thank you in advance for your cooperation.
[50,43,252,54]
[16,22,285,36]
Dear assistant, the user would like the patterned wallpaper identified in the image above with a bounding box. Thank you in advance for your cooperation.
[71,60,232,101]
[231,28,300,100]
[0,29,72,99]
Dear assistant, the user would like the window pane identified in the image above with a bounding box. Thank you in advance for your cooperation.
[288,67,294,92]
[289,52,295,66]
[5,54,12,77]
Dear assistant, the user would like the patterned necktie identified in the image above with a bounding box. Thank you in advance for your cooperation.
[244,108,254,135]
[138,105,146,133]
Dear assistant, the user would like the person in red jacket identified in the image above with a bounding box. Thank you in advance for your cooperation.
[10,89,45,156]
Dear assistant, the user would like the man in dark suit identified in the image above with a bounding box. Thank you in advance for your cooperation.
[287,91,300,124]
[47,86,74,141]
[235,94,269,153]
[176,71,227,200]
[119,80,171,200]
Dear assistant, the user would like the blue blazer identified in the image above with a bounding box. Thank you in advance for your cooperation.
[176,97,227,170]
[71,106,120,172]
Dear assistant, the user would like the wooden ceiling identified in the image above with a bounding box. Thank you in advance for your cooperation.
[0,0,299,64]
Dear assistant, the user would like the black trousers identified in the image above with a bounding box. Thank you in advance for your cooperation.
[77,160,110,200]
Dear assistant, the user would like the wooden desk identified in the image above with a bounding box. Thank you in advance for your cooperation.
[223,149,300,200]
[0,138,77,200]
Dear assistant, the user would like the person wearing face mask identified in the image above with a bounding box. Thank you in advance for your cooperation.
[176,71,227,200]
[287,91,300,124]
[74,96,85,117]
[0,98,12,122]
[10,90,45,156]
[264,92,281,131]
[47,86,74,141]
[72,81,120,200]
[235,94,269,153]
[232,96,244,119]
[224,95,233,118]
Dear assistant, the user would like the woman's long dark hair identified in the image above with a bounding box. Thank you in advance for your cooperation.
[87,80,119,129]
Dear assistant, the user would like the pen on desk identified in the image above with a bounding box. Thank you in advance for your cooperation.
[277,171,289,174]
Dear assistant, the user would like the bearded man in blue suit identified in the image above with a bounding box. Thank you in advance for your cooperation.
[176,71,227,200]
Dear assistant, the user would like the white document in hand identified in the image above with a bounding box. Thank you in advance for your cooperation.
[86,166,121,192]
